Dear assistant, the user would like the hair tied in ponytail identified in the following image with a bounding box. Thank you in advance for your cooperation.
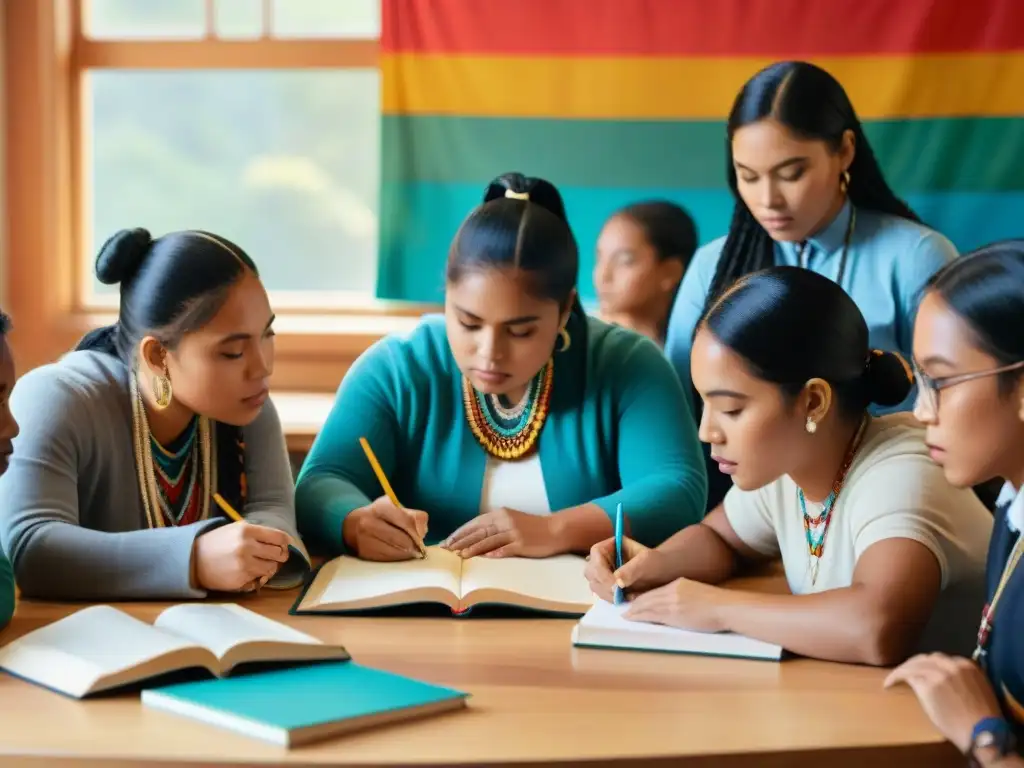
[505,190,530,201]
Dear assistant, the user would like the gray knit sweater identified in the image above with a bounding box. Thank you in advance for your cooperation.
[0,350,309,599]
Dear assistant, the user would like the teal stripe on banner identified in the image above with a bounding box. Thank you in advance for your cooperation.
[378,184,1024,303]
[381,115,1024,193]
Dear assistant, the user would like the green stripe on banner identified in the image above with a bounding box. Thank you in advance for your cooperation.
[378,183,1024,303]
[381,116,1024,193]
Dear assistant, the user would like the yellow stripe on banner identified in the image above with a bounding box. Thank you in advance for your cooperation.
[383,52,1024,120]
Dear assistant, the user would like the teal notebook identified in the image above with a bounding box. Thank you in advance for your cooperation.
[141,661,469,747]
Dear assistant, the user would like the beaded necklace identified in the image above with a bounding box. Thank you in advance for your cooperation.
[973,531,1024,667]
[150,416,202,525]
[130,373,214,528]
[797,415,869,586]
[463,360,554,460]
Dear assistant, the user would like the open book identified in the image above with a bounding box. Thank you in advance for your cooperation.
[572,600,785,661]
[293,546,594,616]
[0,603,349,698]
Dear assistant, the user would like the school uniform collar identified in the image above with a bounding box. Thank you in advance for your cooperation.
[779,198,853,259]
[1005,483,1023,533]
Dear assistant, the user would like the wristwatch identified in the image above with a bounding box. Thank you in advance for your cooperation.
[968,717,1017,766]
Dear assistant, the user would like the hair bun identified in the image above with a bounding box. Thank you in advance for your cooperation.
[864,349,914,407]
[482,172,569,225]
[95,228,152,285]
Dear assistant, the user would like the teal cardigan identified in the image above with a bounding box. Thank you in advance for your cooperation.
[295,313,707,553]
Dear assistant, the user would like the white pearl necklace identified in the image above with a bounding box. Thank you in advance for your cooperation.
[488,377,534,421]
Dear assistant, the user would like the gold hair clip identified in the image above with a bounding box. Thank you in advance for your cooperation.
[190,231,245,266]
[505,190,530,201]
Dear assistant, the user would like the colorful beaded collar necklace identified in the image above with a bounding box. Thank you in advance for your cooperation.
[130,373,215,528]
[463,359,554,461]
[797,414,869,586]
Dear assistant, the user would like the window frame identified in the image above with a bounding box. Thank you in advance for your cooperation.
[2,0,433,392]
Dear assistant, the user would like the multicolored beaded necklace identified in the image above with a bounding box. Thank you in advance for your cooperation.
[463,360,554,460]
[973,531,1024,666]
[797,414,869,586]
[130,373,215,528]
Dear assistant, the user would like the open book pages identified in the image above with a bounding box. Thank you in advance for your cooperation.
[0,603,349,698]
[295,546,594,615]
[572,600,784,661]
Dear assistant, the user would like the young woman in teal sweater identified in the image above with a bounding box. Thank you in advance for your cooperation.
[0,310,18,629]
[296,173,708,561]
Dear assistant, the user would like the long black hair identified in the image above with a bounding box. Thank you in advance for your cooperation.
[447,172,585,324]
[925,239,1024,394]
[76,228,259,514]
[703,266,913,417]
[705,60,920,312]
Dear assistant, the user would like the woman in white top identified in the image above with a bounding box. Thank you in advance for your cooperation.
[585,266,992,666]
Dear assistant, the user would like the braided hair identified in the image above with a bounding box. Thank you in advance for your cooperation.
[705,61,920,314]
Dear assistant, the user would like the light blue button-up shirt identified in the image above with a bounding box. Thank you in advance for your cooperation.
[665,200,958,414]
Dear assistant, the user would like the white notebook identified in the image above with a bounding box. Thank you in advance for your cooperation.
[571,600,784,661]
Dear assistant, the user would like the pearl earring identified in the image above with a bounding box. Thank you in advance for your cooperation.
[805,418,817,434]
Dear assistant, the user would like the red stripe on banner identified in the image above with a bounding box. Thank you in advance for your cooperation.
[382,0,1024,57]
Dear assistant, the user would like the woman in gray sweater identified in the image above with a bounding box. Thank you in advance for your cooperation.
[0,228,309,600]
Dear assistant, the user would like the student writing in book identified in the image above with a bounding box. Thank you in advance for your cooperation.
[0,229,308,600]
[884,242,1024,764]
[296,173,708,562]
[584,266,992,665]
[662,61,958,512]
[0,309,18,630]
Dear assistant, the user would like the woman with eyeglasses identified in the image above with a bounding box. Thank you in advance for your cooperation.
[886,241,1024,765]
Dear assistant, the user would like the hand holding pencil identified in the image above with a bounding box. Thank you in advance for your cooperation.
[340,438,429,561]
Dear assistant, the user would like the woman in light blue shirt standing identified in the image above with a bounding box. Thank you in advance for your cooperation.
[665,60,958,510]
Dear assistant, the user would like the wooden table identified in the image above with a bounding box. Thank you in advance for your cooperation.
[0,585,960,767]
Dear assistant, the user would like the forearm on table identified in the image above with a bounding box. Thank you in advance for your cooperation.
[11,520,222,600]
[550,503,614,554]
[712,585,915,666]
[656,522,741,584]
[295,473,372,553]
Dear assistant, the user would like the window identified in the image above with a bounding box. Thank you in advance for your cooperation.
[79,0,381,303]
[3,0,419,392]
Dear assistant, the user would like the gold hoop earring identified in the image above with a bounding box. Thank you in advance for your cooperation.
[557,327,571,353]
[840,170,851,194]
[805,418,818,435]
[153,373,173,410]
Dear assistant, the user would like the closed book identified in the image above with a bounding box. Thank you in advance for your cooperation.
[141,661,469,747]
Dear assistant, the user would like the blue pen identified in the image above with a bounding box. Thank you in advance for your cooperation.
[613,502,625,604]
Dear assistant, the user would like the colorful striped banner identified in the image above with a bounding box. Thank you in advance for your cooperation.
[378,0,1024,303]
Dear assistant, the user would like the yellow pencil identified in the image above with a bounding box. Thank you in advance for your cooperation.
[359,436,426,557]
[213,492,245,523]
[213,492,266,593]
